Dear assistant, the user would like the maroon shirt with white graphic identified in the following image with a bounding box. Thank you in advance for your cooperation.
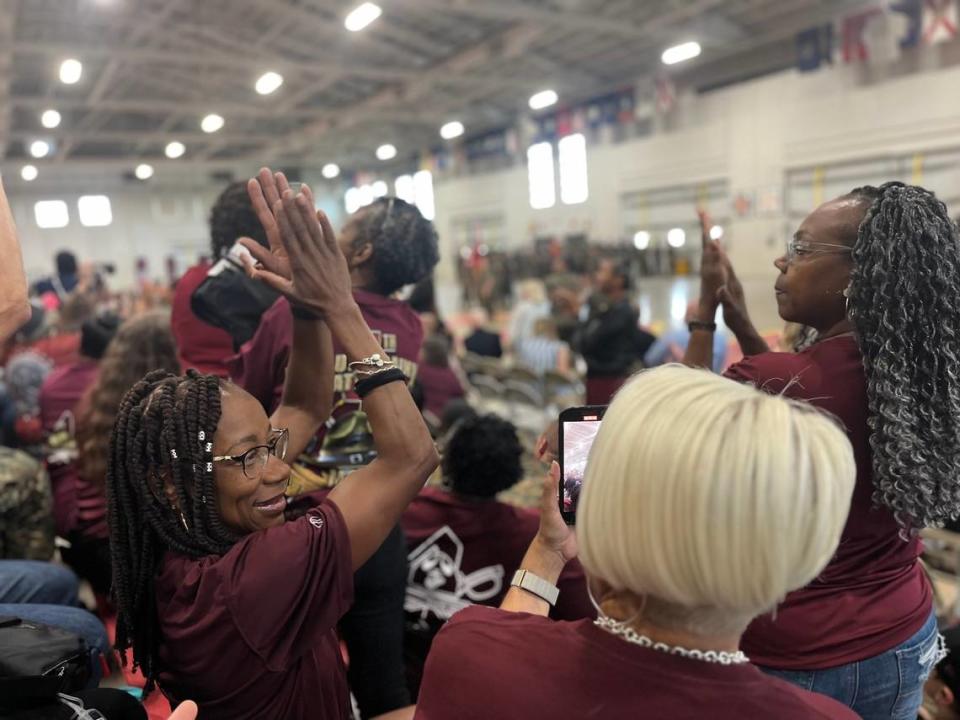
[155,499,353,720]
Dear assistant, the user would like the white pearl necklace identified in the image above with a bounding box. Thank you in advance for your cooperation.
[594,615,750,666]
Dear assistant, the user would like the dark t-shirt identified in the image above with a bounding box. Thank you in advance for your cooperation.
[227,291,422,414]
[415,606,858,720]
[577,296,652,378]
[155,499,354,720]
[416,366,465,419]
[38,359,100,537]
[171,263,234,377]
[725,335,932,669]
[401,487,592,622]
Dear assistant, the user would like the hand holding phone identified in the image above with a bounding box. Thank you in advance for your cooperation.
[558,405,606,524]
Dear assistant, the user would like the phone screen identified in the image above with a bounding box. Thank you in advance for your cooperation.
[561,415,602,517]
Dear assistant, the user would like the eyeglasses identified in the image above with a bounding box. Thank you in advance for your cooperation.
[212,428,289,479]
[784,238,853,263]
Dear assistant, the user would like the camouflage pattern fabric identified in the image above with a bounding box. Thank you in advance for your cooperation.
[0,446,54,560]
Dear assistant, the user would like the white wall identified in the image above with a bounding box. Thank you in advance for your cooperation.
[433,60,960,287]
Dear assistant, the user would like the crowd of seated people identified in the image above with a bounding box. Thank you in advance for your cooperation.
[2,160,960,720]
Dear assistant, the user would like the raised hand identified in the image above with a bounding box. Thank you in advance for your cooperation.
[697,208,727,319]
[717,248,750,334]
[240,167,294,281]
[535,462,578,565]
[250,183,354,318]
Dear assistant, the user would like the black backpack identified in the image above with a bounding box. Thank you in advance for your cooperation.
[0,616,90,709]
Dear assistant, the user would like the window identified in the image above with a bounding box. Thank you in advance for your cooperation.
[34,200,69,229]
[527,142,556,210]
[394,174,415,203]
[413,170,435,220]
[78,195,113,227]
[558,133,589,205]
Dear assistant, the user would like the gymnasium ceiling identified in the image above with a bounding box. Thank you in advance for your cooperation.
[0,0,870,175]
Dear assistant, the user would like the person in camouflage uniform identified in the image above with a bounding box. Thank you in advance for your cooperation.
[0,445,54,560]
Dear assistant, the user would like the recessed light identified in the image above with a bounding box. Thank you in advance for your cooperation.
[135,163,154,180]
[30,140,51,158]
[201,114,224,133]
[376,143,397,161]
[662,41,701,65]
[440,121,465,140]
[20,165,38,182]
[59,59,83,84]
[322,163,341,179]
[255,71,284,95]
[41,110,61,129]
[345,2,382,32]
[165,141,185,159]
[529,89,558,110]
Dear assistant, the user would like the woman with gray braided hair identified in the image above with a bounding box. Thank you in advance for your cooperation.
[686,181,958,719]
[105,173,439,720]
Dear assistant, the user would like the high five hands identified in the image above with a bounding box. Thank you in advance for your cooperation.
[239,167,354,319]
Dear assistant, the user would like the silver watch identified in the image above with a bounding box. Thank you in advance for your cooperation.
[511,569,560,606]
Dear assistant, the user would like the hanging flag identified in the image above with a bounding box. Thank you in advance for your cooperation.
[654,74,676,114]
[796,23,834,71]
[922,0,958,44]
[891,0,923,48]
[841,8,882,62]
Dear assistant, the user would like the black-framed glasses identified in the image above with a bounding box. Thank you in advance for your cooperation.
[212,428,289,479]
[785,238,853,263]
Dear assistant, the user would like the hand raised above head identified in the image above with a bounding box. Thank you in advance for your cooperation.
[696,208,727,318]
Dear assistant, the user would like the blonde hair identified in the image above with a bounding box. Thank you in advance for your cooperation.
[578,365,855,631]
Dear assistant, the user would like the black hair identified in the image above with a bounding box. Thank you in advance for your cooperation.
[354,198,440,296]
[56,250,77,277]
[845,181,960,530]
[106,369,240,693]
[421,334,451,368]
[209,181,269,260]
[408,275,438,314]
[80,312,121,360]
[442,414,523,498]
[599,257,631,292]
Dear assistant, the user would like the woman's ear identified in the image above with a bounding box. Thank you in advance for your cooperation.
[350,241,374,268]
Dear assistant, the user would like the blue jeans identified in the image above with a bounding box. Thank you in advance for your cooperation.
[762,611,942,720]
[0,560,107,687]
[0,560,80,604]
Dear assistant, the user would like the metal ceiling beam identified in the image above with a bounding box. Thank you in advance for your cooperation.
[10,40,539,91]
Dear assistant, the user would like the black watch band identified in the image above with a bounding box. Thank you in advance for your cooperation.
[688,320,717,333]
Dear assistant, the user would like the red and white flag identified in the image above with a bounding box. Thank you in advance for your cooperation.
[923,0,958,44]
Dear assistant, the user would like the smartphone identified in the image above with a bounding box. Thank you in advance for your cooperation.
[558,405,606,524]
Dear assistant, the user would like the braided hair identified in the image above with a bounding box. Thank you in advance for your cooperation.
[846,181,960,529]
[106,369,241,692]
[355,197,440,295]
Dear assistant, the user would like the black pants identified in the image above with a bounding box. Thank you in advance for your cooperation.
[340,524,411,718]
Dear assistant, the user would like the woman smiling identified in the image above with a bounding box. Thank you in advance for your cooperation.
[106,170,439,720]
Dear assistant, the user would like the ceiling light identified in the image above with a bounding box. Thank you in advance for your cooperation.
[345,2,382,32]
[440,121,464,140]
[30,140,51,159]
[135,163,154,180]
[633,231,650,250]
[529,89,558,111]
[41,110,61,129]
[59,59,83,84]
[709,225,724,240]
[201,114,224,133]
[667,227,687,248]
[20,165,38,182]
[376,143,397,161]
[662,41,701,65]
[255,71,284,95]
[165,141,185,159]
[322,163,340,179]
[371,180,388,197]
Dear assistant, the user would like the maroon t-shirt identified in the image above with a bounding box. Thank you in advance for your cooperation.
[155,499,353,720]
[171,263,234,377]
[401,487,592,622]
[227,291,422,414]
[725,335,932,669]
[38,359,100,537]
[415,606,858,720]
[416,365,465,419]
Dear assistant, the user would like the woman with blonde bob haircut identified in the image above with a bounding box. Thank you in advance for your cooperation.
[415,366,861,720]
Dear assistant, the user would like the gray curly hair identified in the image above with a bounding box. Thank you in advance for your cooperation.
[847,181,960,530]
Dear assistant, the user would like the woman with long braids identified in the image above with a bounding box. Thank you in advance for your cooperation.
[686,181,958,719]
[106,171,439,720]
